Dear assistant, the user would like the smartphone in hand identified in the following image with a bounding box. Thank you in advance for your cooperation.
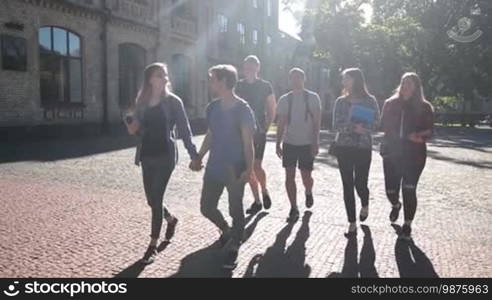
[123,110,139,135]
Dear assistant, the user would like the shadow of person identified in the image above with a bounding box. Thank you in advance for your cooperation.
[283,211,312,277]
[114,242,171,278]
[114,261,147,278]
[243,212,269,243]
[245,220,295,277]
[245,211,312,278]
[409,242,439,278]
[169,211,269,278]
[393,225,439,278]
[359,225,379,278]
[157,241,171,253]
[168,240,233,278]
[391,224,402,236]
[327,235,358,278]
[243,254,263,278]
[328,225,380,278]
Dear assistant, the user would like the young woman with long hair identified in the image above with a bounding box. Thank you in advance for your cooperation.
[380,72,434,241]
[125,62,199,264]
[332,68,380,237]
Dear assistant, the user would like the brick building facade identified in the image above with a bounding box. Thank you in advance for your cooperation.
[0,0,164,131]
[0,0,333,134]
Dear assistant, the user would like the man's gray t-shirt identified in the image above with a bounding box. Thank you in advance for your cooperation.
[277,90,321,146]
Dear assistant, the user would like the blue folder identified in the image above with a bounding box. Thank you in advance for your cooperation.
[350,104,376,124]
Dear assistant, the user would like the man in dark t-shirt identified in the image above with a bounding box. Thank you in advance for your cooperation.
[234,55,276,215]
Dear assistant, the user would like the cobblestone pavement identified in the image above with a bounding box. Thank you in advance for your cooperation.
[1,127,491,278]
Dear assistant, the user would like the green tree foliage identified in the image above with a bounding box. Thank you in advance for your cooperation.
[283,0,491,107]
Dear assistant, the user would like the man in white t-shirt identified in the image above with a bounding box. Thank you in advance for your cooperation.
[276,68,322,222]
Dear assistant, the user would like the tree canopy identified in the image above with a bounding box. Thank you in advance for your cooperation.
[283,0,491,111]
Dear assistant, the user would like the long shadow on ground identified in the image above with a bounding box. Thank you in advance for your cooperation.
[244,211,312,278]
[168,212,269,278]
[1,135,137,164]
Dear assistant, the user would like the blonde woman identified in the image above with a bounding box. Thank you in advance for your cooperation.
[125,63,199,264]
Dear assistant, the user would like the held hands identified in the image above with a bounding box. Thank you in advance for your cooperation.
[408,132,425,144]
[354,123,368,135]
[276,144,283,159]
[126,118,140,136]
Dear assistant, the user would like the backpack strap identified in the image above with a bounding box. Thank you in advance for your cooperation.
[234,101,247,176]
[288,90,313,125]
[287,92,294,125]
[303,90,313,122]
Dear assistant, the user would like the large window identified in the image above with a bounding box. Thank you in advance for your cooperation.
[218,14,229,49]
[237,23,246,45]
[218,14,228,33]
[39,26,82,106]
[170,54,191,108]
[119,43,146,109]
[252,29,259,46]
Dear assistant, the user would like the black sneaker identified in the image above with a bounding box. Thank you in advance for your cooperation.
[305,194,314,208]
[223,248,239,270]
[263,194,272,210]
[344,225,358,238]
[286,208,300,223]
[389,202,402,223]
[359,206,369,222]
[246,202,262,215]
[344,230,357,239]
[399,224,412,241]
[141,245,157,265]
[164,216,178,242]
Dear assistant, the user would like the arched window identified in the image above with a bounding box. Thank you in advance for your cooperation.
[119,43,146,109]
[39,26,82,106]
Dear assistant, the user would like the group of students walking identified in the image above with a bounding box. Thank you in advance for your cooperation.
[123,55,434,269]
